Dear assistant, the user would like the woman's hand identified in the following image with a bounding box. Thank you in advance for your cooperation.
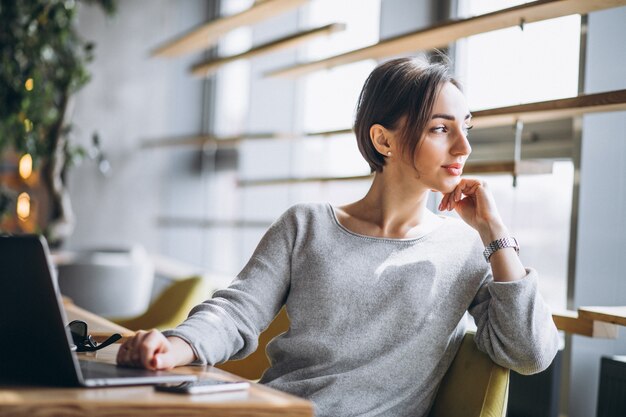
[438,178,508,244]
[116,330,196,370]
[439,178,527,282]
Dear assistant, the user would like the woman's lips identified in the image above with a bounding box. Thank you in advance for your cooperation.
[442,163,463,176]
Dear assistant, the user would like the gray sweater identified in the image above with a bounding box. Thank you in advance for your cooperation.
[164,203,559,417]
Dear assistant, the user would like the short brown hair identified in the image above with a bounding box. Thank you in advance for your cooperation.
[353,57,461,172]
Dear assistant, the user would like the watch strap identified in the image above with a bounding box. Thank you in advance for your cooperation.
[483,237,519,262]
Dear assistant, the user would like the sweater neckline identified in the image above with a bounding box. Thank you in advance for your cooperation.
[326,203,445,243]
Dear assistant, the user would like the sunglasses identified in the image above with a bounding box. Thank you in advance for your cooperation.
[67,320,122,352]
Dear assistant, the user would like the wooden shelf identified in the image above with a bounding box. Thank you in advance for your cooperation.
[140,129,356,149]
[152,0,310,58]
[191,23,345,77]
[239,173,372,187]
[265,0,626,78]
[236,160,553,187]
[141,90,626,150]
[157,216,272,229]
[472,89,626,129]
[141,132,291,149]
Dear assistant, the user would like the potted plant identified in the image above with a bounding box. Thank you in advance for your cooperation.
[0,0,115,244]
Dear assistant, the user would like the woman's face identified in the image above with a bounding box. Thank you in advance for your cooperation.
[400,82,473,194]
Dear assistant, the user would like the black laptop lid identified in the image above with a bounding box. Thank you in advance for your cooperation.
[0,235,81,386]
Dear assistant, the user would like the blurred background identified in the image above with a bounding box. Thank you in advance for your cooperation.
[1,1,625,416]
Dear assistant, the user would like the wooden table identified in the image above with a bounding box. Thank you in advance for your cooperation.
[552,306,626,338]
[578,306,626,327]
[0,346,312,417]
[0,303,313,417]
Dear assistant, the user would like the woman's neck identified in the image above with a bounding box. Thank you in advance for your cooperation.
[337,171,441,239]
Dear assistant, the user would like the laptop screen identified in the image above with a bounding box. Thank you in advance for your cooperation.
[0,235,82,386]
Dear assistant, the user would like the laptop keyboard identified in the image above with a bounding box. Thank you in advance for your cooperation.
[77,359,197,386]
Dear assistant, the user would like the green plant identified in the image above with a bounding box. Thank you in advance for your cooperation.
[0,0,115,241]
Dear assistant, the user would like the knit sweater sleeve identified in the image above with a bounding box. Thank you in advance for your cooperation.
[162,207,296,365]
[468,268,560,375]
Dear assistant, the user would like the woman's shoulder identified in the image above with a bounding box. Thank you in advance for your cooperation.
[278,202,327,218]
[275,202,332,227]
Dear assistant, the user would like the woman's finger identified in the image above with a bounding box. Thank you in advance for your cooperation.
[118,331,149,367]
[139,330,167,370]
[438,193,448,211]
[454,182,464,202]
[117,335,139,366]
[116,340,131,365]
[128,331,147,365]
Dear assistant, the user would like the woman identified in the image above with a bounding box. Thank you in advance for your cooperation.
[118,58,559,417]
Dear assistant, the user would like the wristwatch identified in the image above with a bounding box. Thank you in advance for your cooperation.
[483,237,519,262]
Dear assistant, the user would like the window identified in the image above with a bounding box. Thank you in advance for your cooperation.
[294,0,381,199]
[213,0,253,136]
[453,0,582,309]
[457,0,580,109]
[473,162,574,309]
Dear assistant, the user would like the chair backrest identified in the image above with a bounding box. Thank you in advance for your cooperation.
[429,332,510,417]
[113,276,205,331]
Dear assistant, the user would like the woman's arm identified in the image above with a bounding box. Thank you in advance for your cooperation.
[116,206,299,370]
[468,269,559,375]
[440,179,559,374]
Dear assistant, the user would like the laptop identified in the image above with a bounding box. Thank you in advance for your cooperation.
[0,234,198,387]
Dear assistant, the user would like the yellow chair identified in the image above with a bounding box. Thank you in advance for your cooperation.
[216,306,290,379]
[428,332,509,417]
[217,310,509,417]
[113,276,206,331]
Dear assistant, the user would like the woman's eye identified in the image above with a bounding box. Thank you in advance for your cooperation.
[463,125,474,134]
[432,126,446,133]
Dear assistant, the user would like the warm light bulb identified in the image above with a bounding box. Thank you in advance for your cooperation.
[25,78,34,91]
[17,192,31,221]
[23,118,33,133]
[19,153,33,180]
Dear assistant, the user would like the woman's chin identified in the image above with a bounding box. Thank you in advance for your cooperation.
[434,180,461,194]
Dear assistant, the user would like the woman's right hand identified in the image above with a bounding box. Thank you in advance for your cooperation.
[116,330,196,370]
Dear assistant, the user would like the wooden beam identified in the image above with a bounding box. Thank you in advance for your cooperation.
[266,0,626,78]
[152,0,310,58]
[472,89,626,129]
[191,23,345,77]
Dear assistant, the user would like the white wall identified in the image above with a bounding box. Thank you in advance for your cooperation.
[380,0,435,39]
[569,6,626,417]
[67,1,208,253]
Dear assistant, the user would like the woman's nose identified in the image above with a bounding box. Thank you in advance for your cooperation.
[452,130,472,156]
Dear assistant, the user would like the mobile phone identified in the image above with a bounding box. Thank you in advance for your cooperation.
[155,379,250,394]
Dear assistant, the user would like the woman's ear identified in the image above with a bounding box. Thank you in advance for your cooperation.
[369,124,393,157]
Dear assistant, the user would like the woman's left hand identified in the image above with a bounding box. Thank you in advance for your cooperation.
[438,178,507,244]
